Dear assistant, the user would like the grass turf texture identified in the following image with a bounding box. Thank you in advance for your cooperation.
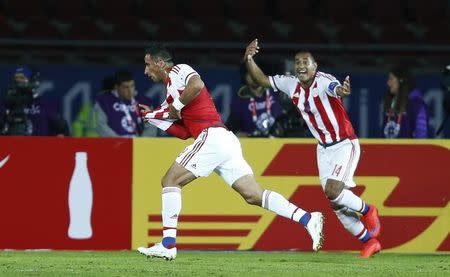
[0,251,448,276]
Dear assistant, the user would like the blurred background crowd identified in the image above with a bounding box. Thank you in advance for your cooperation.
[0,0,449,138]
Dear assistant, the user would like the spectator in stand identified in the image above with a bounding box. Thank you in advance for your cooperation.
[94,70,157,137]
[382,67,429,138]
[227,63,284,137]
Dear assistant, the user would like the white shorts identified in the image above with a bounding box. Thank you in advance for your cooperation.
[175,127,253,186]
[317,138,360,189]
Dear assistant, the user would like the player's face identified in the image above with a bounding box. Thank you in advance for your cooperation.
[294,53,317,83]
[144,54,164,82]
[116,80,135,101]
[387,73,400,95]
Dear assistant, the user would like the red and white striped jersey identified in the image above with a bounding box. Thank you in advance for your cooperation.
[269,71,356,144]
[162,64,223,139]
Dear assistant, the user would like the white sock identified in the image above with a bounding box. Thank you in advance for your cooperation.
[334,206,364,236]
[162,187,181,239]
[262,190,309,223]
[331,189,366,213]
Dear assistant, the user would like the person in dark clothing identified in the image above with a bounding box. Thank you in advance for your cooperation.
[0,66,69,136]
[227,70,284,137]
[94,70,157,137]
[382,67,429,138]
[227,62,306,137]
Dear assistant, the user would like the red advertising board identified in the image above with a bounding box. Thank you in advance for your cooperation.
[0,137,132,250]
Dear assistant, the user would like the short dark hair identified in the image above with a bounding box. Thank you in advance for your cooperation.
[295,51,316,62]
[145,43,173,64]
[114,70,134,85]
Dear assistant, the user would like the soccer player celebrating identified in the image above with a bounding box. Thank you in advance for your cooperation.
[244,39,381,258]
[137,43,325,260]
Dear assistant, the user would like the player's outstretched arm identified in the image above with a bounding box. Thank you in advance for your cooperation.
[336,76,351,97]
[244,39,271,88]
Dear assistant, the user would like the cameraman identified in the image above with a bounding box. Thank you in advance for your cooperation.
[0,66,69,136]
[227,62,307,137]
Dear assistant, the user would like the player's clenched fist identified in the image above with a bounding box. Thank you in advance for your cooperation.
[244,39,260,61]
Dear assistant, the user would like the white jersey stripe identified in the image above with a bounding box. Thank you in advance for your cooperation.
[309,98,333,143]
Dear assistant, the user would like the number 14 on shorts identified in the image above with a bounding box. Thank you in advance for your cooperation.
[332,164,342,176]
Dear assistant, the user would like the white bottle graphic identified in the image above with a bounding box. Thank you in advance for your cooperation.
[68,152,93,239]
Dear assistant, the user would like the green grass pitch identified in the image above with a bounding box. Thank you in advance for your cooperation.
[0,251,448,276]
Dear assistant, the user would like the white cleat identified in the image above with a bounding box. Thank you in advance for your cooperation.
[306,212,325,252]
[137,243,177,261]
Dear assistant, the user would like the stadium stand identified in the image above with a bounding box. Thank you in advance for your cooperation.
[0,0,448,69]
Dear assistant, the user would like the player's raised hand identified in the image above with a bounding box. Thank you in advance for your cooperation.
[244,39,260,61]
[337,76,351,96]
[342,76,351,95]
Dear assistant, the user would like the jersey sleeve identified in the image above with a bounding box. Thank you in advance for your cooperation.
[176,64,200,86]
[320,73,341,97]
[268,75,297,98]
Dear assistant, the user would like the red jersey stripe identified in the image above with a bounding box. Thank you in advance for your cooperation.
[328,95,355,139]
[166,95,174,104]
[304,87,326,143]
[313,95,337,142]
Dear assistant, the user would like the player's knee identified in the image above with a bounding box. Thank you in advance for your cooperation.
[324,179,344,200]
[161,174,176,188]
